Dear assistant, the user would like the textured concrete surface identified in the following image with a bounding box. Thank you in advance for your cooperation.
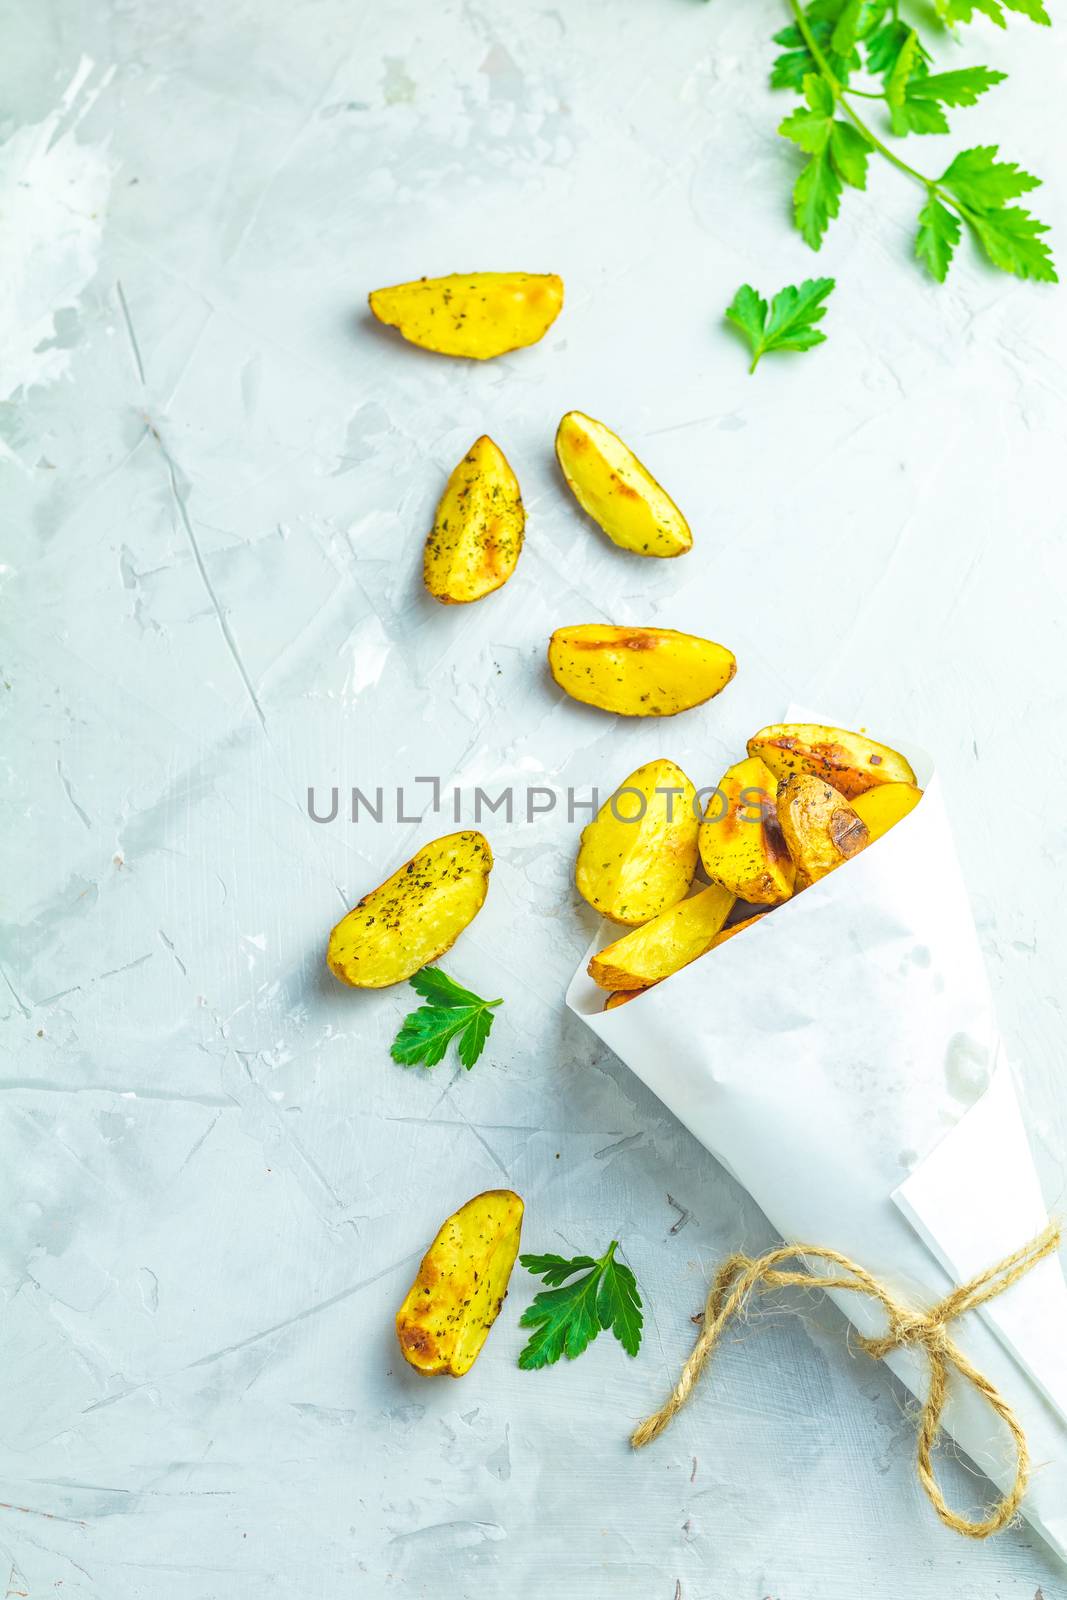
[3,2,1066,1596]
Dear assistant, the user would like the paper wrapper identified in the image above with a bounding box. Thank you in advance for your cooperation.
[567,738,1067,1560]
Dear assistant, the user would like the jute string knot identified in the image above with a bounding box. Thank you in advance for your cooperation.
[631,1222,1060,1539]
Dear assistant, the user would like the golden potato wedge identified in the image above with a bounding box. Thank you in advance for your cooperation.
[588,884,735,990]
[548,625,735,718]
[369,272,563,360]
[748,723,916,800]
[576,758,699,925]
[555,412,692,558]
[851,782,923,842]
[709,911,768,950]
[604,988,644,1010]
[396,1190,524,1376]
[776,776,869,887]
[699,755,795,906]
[424,436,524,605]
[327,831,491,989]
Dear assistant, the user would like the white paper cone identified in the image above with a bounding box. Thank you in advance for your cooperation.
[567,762,1067,1560]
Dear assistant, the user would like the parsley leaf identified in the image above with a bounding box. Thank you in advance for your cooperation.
[390,967,502,1070]
[517,1241,644,1369]
[766,3,1054,284]
[915,196,962,282]
[726,277,836,372]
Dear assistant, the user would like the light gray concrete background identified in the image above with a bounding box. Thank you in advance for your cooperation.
[3,1,1067,1596]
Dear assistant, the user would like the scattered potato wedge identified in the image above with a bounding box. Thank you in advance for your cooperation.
[424,436,524,605]
[548,625,735,718]
[851,782,923,842]
[604,988,643,1010]
[709,911,768,950]
[699,755,795,905]
[327,831,492,988]
[576,759,699,925]
[369,272,563,360]
[588,884,735,990]
[748,723,916,800]
[776,776,869,888]
[396,1190,524,1376]
[555,412,692,558]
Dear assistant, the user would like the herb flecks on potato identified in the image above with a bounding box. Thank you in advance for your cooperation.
[576,759,699,926]
[369,272,563,360]
[548,625,735,718]
[748,723,916,800]
[396,1190,524,1377]
[851,782,923,842]
[327,831,492,989]
[555,412,692,558]
[588,884,735,991]
[776,776,869,888]
[699,755,795,905]
[425,436,524,605]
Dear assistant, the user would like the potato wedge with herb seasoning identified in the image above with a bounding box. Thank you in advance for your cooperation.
[748,723,916,800]
[699,755,795,906]
[588,884,735,990]
[555,412,692,558]
[396,1190,524,1376]
[369,272,563,360]
[327,831,491,989]
[425,436,524,605]
[776,776,869,888]
[851,781,923,842]
[576,758,699,926]
[548,625,735,717]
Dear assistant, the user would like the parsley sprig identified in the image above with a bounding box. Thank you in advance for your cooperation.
[517,1241,644,1369]
[726,277,835,371]
[390,967,502,1070]
[769,0,1055,282]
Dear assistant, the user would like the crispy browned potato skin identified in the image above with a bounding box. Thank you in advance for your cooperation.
[709,911,768,949]
[748,724,916,800]
[776,775,870,887]
[699,755,795,905]
[588,883,735,990]
[555,412,692,558]
[424,436,524,605]
[327,831,492,989]
[851,782,923,841]
[575,758,699,926]
[604,988,643,1010]
[548,625,736,718]
[396,1190,524,1376]
[369,272,563,359]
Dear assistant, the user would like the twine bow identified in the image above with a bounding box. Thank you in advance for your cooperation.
[631,1223,1061,1539]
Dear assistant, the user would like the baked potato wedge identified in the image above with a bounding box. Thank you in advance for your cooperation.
[699,755,795,906]
[425,436,524,605]
[327,831,491,988]
[396,1190,524,1376]
[548,625,736,718]
[369,272,563,360]
[709,911,768,949]
[604,988,644,1010]
[776,776,869,888]
[576,758,699,925]
[748,723,916,800]
[851,782,923,842]
[588,884,735,990]
[555,412,692,558]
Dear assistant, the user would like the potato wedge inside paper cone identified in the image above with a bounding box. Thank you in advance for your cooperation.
[567,756,1067,1560]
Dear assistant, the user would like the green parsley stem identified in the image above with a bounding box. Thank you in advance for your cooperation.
[785,0,982,228]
